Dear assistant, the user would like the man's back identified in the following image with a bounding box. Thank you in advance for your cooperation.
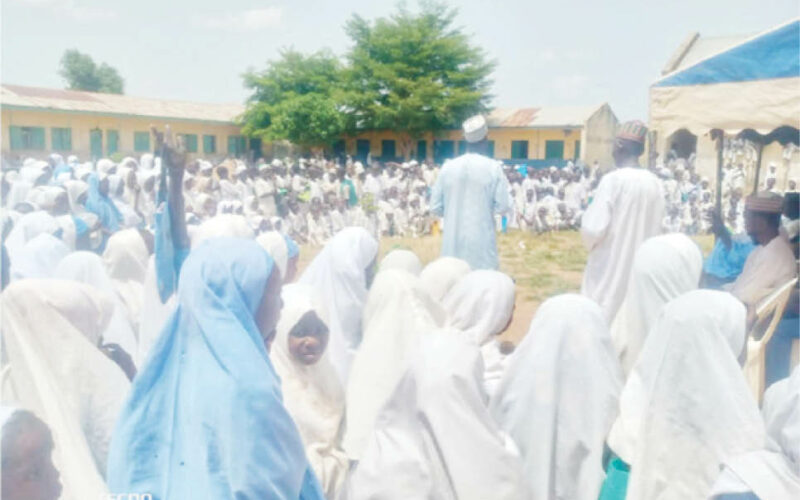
[581,167,665,321]
[431,153,510,270]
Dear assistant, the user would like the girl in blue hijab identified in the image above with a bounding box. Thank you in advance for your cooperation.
[107,238,324,500]
[85,173,122,234]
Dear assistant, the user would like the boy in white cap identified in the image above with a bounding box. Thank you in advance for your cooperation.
[430,115,510,269]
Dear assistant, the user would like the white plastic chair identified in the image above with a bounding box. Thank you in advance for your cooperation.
[743,278,798,405]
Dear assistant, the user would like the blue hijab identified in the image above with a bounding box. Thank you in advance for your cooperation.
[85,173,122,232]
[283,233,300,259]
[107,238,324,500]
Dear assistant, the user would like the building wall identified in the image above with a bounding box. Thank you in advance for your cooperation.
[582,103,618,169]
[345,126,585,164]
[1,108,245,161]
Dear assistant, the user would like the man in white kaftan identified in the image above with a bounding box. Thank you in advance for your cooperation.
[430,115,510,270]
[581,120,664,322]
[725,192,796,309]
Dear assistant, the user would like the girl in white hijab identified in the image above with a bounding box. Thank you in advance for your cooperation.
[1,280,130,499]
[342,269,446,461]
[299,227,379,384]
[54,252,140,370]
[378,249,423,275]
[257,231,289,282]
[610,233,703,376]
[10,233,69,282]
[136,256,177,366]
[442,270,516,397]
[270,284,348,498]
[346,333,524,500]
[490,294,623,500]
[711,367,800,499]
[190,214,254,246]
[4,211,59,264]
[102,229,150,333]
[419,256,471,303]
[603,290,765,500]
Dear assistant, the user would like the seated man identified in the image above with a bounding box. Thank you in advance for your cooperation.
[724,192,796,312]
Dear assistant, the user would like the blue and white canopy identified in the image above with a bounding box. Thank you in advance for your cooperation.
[650,19,800,137]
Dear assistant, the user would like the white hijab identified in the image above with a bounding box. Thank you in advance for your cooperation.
[609,233,703,375]
[442,270,515,346]
[711,367,800,499]
[136,256,178,366]
[419,256,471,303]
[10,232,69,281]
[1,280,130,500]
[298,227,379,383]
[4,210,59,264]
[489,294,623,500]
[54,252,140,366]
[343,269,445,460]
[378,249,423,275]
[270,284,348,498]
[610,290,765,500]
[103,229,149,331]
[5,179,33,209]
[257,231,289,281]
[347,333,524,500]
[191,214,254,246]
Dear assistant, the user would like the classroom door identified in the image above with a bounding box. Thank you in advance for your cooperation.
[90,129,103,160]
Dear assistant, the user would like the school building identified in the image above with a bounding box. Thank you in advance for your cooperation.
[0,84,254,162]
[343,104,619,167]
[1,84,618,168]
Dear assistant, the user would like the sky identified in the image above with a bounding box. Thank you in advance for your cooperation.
[2,0,797,121]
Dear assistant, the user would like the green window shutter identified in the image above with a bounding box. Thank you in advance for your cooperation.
[30,127,46,150]
[434,140,455,163]
[51,128,72,151]
[182,134,198,153]
[574,140,581,159]
[416,140,427,160]
[107,130,120,155]
[134,131,150,152]
[487,140,495,158]
[90,129,103,160]
[203,135,216,154]
[9,126,23,150]
[545,140,564,160]
[227,136,237,155]
[458,140,467,155]
[511,140,529,159]
[381,140,396,159]
[239,136,247,156]
[356,139,370,161]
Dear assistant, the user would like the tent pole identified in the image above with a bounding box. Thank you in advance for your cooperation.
[715,130,724,215]
[753,141,764,194]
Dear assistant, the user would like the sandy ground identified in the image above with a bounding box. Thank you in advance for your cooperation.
[299,230,714,346]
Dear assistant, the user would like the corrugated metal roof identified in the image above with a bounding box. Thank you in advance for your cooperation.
[487,105,601,128]
[1,84,244,124]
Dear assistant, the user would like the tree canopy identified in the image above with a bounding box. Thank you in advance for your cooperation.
[240,1,494,156]
[343,1,494,154]
[59,49,125,94]
[241,50,345,150]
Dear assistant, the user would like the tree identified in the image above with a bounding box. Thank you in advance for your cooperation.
[59,49,124,94]
[342,1,495,158]
[241,50,345,152]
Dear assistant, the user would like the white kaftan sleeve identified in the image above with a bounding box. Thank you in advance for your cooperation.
[580,175,614,251]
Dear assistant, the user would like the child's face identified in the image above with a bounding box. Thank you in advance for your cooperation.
[288,311,329,365]
[2,417,62,500]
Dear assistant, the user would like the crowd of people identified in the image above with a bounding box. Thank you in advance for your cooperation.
[0,117,798,500]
